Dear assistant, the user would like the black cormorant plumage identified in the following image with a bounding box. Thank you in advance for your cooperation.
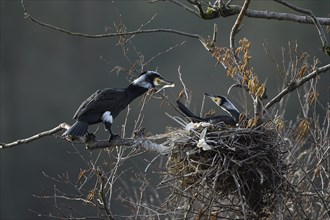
[63,71,174,139]
[176,94,240,126]
[176,100,236,126]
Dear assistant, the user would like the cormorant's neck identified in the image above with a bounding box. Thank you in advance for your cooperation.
[126,84,149,100]
[221,101,240,123]
[227,109,240,123]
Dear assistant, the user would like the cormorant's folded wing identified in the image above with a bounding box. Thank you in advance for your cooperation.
[73,89,127,119]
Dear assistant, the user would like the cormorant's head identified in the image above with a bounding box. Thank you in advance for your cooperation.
[204,93,239,113]
[132,71,174,89]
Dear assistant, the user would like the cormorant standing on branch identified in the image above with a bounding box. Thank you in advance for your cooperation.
[63,71,174,139]
[176,93,240,126]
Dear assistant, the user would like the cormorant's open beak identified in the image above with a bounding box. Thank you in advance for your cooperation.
[155,77,175,93]
[158,77,175,87]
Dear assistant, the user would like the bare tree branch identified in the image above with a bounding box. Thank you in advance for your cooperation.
[166,0,200,17]
[84,136,169,155]
[241,6,330,25]
[21,0,202,41]
[169,0,330,25]
[0,122,170,155]
[230,0,250,63]
[143,41,186,67]
[33,194,97,206]
[0,123,70,149]
[265,64,330,110]
[29,208,100,220]
[274,0,329,55]
[96,170,115,220]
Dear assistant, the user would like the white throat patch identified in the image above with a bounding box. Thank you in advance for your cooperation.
[132,73,153,89]
[101,111,113,124]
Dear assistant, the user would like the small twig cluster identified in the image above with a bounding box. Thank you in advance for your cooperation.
[211,38,267,100]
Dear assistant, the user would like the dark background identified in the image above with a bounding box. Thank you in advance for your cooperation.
[1,1,329,219]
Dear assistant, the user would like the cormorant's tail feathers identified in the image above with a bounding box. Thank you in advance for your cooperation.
[62,121,88,137]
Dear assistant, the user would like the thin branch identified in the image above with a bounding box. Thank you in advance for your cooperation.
[122,13,158,44]
[230,0,250,62]
[274,0,329,54]
[21,0,202,41]
[186,0,206,17]
[199,23,218,52]
[144,41,186,67]
[0,123,70,149]
[132,92,148,136]
[97,170,114,220]
[177,66,189,106]
[33,194,96,206]
[166,0,200,17]
[29,209,100,220]
[265,64,330,110]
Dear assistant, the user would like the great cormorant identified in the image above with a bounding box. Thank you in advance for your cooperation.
[63,71,174,139]
[176,94,240,126]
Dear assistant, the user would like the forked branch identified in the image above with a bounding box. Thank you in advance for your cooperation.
[265,64,330,110]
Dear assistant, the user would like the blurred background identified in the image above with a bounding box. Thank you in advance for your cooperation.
[1,0,329,219]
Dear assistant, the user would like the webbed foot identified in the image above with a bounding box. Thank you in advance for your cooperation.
[108,134,120,142]
[84,132,96,142]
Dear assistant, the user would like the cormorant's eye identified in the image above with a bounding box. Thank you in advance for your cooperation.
[213,97,221,105]
[154,77,161,86]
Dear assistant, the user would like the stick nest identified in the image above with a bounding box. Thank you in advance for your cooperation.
[162,120,288,219]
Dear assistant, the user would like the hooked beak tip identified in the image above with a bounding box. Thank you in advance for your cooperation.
[162,79,175,87]
[204,92,213,98]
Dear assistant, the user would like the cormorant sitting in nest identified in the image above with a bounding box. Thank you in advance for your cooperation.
[176,93,240,126]
[63,71,174,140]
